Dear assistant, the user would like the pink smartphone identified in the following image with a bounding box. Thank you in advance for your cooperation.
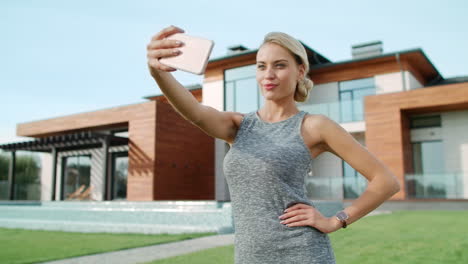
[159,33,214,75]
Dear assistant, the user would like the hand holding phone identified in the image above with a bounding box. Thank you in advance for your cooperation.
[159,33,214,75]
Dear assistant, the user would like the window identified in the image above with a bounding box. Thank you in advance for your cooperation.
[339,77,375,122]
[410,115,441,128]
[224,65,264,112]
[413,141,444,174]
[62,155,91,200]
[14,151,41,200]
[408,140,446,198]
[0,150,9,200]
[111,152,128,200]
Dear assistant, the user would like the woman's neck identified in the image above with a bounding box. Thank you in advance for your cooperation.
[258,100,299,122]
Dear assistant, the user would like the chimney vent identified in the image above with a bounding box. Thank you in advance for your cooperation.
[351,41,383,59]
[227,45,248,55]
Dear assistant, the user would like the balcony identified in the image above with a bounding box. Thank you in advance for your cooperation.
[298,98,364,123]
[406,172,467,199]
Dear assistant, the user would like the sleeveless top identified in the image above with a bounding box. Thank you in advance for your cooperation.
[223,110,336,264]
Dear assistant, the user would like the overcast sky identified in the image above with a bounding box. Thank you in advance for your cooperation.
[1,0,467,144]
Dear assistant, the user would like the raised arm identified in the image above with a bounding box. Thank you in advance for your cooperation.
[146,26,244,144]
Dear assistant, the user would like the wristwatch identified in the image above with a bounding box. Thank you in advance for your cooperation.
[335,210,349,228]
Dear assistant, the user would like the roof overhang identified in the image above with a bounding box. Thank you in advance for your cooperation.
[0,131,128,153]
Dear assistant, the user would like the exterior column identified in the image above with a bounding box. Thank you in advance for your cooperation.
[51,147,57,201]
[8,151,16,200]
[102,137,110,200]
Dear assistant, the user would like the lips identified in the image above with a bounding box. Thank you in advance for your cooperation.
[264,84,277,90]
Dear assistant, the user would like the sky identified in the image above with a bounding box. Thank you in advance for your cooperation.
[1,0,467,144]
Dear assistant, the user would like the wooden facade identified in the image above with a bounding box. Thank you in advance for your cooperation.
[365,82,468,200]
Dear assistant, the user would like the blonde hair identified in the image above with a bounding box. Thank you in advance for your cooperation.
[262,32,314,102]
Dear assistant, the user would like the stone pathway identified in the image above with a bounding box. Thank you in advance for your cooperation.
[40,210,393,264]
[40,234,235,264]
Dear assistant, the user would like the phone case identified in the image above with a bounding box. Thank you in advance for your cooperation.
[159,33,214,75]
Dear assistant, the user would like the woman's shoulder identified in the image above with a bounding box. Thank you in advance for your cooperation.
[302,112,336,136]
[303,112,330,125]
[232,112,247,127]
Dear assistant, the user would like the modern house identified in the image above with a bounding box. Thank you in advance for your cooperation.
[1,40,468,205]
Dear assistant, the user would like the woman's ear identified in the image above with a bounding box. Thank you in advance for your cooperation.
[298,64,306,80]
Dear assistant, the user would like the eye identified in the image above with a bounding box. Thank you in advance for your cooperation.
[275,63,286,68]
[257,64,265,70]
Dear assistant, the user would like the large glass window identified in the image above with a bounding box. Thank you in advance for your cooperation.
[14,151,41,200]
[62,155,91,200]
[224,65,264,112]
[408,140,447,198]
[112,152,128,200]
[342,160,368,199]
[339,77,375,122]
[0,150,9,200]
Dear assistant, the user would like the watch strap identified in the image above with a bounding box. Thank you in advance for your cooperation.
[335,210,349,229]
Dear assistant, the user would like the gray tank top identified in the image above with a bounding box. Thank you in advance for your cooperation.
[223,110,336,263]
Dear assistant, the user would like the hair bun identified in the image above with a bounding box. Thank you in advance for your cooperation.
[295,78,314,102]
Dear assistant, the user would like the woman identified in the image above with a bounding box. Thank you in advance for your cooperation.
[147,25,400,263]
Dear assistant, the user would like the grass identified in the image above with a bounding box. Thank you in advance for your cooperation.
[0,228,215,264]
[146,210,468,264]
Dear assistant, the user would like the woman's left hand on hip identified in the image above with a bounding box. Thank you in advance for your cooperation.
[278,203,341,234]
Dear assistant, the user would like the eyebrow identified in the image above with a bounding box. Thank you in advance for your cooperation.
[257,59,289,64]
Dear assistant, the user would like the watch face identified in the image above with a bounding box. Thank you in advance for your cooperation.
[336,211,349,220]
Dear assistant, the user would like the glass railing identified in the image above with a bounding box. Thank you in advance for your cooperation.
[305,176,343,200]
[405,172,467,199]
[298,98,364,123]
[305,175,369,200]
[343,176,368,199]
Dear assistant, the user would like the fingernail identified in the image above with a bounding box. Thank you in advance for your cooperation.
[175,41,184,46]
[278,215,283,219]
[173,50,181,55]
[284,209,288,212]
[280,221,285,224]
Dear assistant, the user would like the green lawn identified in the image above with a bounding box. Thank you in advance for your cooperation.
[147,210,468,264]
[0,228,215,264]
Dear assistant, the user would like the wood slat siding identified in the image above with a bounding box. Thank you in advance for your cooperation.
[365,83,468,200]
[154,102,214,200]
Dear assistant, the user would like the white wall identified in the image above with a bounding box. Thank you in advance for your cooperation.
[306,151,342,200]
[406,71,423,90]
[40,153,52,201]
[202,80,224,110]
[441,110,468,198]
[300,82,339,106]
[202,79,229,201]
[375,71,422,94]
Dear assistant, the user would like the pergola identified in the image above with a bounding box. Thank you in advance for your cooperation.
[0,131,128,201]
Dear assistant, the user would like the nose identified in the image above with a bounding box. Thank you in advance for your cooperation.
[265,67,275,79]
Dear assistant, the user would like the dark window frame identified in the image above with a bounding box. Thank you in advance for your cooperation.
[410,115,441,129]
[60,154,92,200]
[109,151,128,200]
